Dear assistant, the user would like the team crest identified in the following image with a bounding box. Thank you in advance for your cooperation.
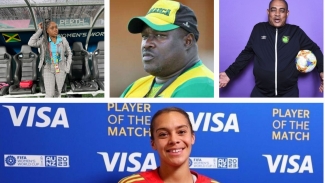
[282,36,289,43]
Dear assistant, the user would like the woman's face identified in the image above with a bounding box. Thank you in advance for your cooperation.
[151,111,195,168]
[47,22,58,37]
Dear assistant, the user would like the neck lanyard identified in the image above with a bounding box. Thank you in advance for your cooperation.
[48,40,60,64]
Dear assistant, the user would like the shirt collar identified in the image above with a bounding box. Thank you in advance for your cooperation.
[48,35,62,43]
[266,22,288,32]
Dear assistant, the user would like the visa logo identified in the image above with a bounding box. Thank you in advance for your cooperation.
[187,112,239,132]
[262,154,313,173]
[97,152,156,172]
[3,105,69,128]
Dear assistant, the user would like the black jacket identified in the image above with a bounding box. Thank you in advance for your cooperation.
[225,22,323,96]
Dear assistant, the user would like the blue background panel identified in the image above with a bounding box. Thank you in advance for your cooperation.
[0,103,322,183]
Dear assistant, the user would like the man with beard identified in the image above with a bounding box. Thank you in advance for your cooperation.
[120,0,214,98]
[219,0,323,97]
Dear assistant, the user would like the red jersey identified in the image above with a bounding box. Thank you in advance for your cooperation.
[118,169,219,183]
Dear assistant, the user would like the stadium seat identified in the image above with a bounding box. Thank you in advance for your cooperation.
[92,41,104,90]
[9,45,38,95]
[0,46,12,96]
[68,42,98,92]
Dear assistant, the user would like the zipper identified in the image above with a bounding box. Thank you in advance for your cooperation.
[275,28,278,96]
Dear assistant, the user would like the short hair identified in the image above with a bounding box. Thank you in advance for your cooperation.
[150,107,194,140]
[269,0,288,10]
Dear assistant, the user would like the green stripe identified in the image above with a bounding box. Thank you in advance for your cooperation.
[172,77,214,97]
[120,83,134,97]
[138,17,179,31]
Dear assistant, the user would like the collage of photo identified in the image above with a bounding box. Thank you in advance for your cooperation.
[0,0,323,183]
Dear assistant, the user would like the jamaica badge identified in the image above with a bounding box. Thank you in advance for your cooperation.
[282,36,289,44]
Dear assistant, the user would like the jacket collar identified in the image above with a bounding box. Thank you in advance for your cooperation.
[48,35,62,43]
[266,22,288,33]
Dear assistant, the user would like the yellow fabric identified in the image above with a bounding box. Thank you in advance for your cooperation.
[162,65,213,97]
[118,174,145,183]
[123,64,214,98]
[146,0,180,25]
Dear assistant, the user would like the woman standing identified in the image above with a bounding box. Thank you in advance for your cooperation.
[28,20,72,97]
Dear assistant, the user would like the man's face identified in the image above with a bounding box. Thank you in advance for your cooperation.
[151,111,195,168]
[267,0,289,28]
[140,26,187,77]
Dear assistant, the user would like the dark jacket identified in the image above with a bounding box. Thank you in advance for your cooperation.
[225,22,323,96]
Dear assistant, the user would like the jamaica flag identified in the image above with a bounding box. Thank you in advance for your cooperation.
[2,33,21,43]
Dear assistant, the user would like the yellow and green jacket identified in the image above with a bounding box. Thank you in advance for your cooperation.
[120,61,214,98]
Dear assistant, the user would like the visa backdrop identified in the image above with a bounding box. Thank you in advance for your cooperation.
[0,103,323,183]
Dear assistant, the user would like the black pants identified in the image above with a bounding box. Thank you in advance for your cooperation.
[250,85,299,97]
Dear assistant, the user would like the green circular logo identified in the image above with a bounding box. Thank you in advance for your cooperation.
[282,36,289,43]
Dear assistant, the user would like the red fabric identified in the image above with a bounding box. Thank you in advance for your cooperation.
[120,168,218,183]
[19,80,33,89]
[139,169,163,182]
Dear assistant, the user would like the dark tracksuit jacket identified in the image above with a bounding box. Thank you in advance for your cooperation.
[225,22,323,97]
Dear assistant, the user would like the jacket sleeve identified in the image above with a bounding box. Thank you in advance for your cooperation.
[225,25,256,80]
[299,28,323,73]
[28,29,44,48]
[63,37,72,72]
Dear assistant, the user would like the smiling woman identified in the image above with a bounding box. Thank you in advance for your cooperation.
[118,107,219,183]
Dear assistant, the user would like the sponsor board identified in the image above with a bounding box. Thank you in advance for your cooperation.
[106,103,240,138]
[2,105,69,128]
[189,157,239,169]
[97,152,156,172]
[97,152,239,172]
[4,155,69,168]
[263,154,313,173]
